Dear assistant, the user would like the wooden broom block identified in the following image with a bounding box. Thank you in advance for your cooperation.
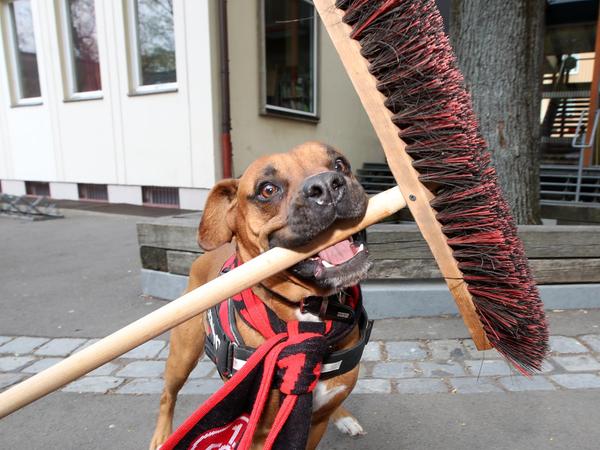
[0,187,406,419]
[314,0,491,350]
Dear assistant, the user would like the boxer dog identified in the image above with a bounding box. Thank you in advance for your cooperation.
[150,142,371,449]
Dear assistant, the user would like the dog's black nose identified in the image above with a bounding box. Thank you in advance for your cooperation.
[302,172,346,206]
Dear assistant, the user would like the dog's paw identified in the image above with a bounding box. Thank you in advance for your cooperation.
[149,431,170,450]
[334,415,366,437]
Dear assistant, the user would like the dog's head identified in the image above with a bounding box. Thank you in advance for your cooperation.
[198,141,370,299]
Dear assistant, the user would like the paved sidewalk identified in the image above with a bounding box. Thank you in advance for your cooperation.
[3,331,600,397]
[4,209,600,449]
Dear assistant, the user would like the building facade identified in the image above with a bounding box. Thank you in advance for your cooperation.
[0,0,385,209]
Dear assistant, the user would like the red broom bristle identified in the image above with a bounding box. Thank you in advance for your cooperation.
[335,0,549,373]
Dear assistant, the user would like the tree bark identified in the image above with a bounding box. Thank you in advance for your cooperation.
[450,0,544,224]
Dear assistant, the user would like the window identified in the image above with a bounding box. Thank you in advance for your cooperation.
[2,0,42,105]
[58,0,102,99]
[126,0,177,94]
[262,0,318,118]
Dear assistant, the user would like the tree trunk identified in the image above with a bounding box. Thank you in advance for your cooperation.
[450,0,544,224]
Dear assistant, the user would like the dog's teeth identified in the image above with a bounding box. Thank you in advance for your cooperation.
[322,261,334,268]
[357,244,364,252]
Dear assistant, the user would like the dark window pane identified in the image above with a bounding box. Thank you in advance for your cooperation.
[135,0,176,85]
[265,0,315,114]
[68,0,101,92]
[10,0,41,98]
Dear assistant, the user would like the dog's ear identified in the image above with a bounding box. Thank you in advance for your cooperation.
[198,179,239,251]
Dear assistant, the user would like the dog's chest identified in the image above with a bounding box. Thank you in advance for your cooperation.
[312,381,348,412]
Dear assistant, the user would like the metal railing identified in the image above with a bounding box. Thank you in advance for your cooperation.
[572,109,600,202]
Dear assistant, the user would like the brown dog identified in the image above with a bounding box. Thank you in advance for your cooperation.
[150,142,371,449]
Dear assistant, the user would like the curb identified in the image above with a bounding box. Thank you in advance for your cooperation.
[140,269,600,318]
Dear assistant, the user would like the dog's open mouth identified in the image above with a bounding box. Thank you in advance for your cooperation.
[311,236,365,276]
[288,231,370,291]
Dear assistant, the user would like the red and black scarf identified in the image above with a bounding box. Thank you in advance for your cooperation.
[161,254,361,450]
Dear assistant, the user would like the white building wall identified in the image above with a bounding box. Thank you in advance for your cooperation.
[0,0,219,204]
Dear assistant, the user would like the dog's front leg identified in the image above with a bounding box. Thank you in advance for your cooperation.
[149,315,206,450]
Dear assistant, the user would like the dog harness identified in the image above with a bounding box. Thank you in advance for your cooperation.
[161,254,373,450]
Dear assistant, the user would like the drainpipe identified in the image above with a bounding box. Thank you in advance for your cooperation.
[218,0,233,178]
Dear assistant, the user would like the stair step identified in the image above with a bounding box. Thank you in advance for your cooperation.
[543,90,591,99]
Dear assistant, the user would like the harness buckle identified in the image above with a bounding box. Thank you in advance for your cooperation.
[214,337,235,378]
[301,293,355,324]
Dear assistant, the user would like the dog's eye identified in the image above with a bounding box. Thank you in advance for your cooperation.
[258,182,279,199]
[334,158,349,173]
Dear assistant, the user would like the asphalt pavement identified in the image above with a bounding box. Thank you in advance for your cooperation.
[1,209,600,450]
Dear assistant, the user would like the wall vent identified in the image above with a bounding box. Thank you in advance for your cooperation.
[25,181,50,197]
[78,183,108,201]
[142,186,179,207]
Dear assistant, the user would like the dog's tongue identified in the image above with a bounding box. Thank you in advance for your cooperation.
[318,239,354,265]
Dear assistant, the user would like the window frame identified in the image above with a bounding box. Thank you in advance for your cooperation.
[1,0,42,107]
[125,0,177,96]
[259,0,319,120]
[56,0,103,102]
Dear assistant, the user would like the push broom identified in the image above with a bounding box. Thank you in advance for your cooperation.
[313,0,548,372]
[0,0,546,424]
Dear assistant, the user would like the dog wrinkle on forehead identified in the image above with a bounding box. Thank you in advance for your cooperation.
[289,150,332,175]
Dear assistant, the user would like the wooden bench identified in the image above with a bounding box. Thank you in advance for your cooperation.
[137,216,600,285]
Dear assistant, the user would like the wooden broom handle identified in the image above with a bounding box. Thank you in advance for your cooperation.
[0,187,406,419]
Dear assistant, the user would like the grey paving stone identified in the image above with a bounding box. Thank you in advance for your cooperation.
[122,340,166,359]
[63,376,125,394]
[116,378,165,395]
[449,377,502,394]
[386,341,426,361]
[553,355,600,372]
[116,361,165,378]
[462,339,502,359]
[0,356,35,371]
[0,337,49,355]
[89,362,120,376]
[580,335,600,353]
[361,341,382,361]
[372,362,417,379]
[0,337,13,346]
[352,378,391,394]
[75,339,100,352]
[465,359,513,377]
[551,373,600,389]
[180,379,223,395]
[540,360,556,374]
[21,358,63,374]
[189,362,214,379]
[395,378,448,394]
[427,339,465,360]
[0,373,25,390]
[34,338,87,357]
[498,376,556,392]
[418,361,466,378]
[549,336,588,354]
[157,346,170,360]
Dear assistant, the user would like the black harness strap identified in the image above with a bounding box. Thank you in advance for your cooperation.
[205,292,372,380]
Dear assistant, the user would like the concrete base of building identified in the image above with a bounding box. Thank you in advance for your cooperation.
[0,180,26,196]
[108,185,142,205]
[1,179,210,210]
[49,182,79,200]
[179,188,209,210]
[140,269,600,318]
